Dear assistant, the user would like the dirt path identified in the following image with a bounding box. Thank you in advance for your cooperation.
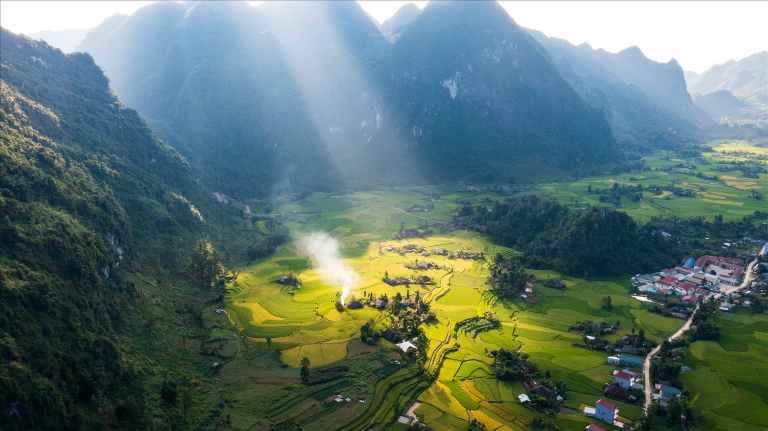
[391,206,431,219]
[427,318,452,372]
[404,402,421,423]
[643,303,698,409]
[294,334,304,367]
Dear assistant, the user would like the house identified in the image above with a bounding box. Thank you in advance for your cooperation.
[530,385,556,399]
[595,399,619,425]
[683,258,696,268]
[621,335,636,345]
[634,274,655,284]
[396,277,409,284]
[372,300,386,309]
[384,278,397,285]
[604,384,630,402]
[421,276,432,283]
[276,276,289,284]
[519,294,528,300]
[617,346,639,355]
[661,385,681,402]
[215,308,228,315]
[719,302,732,312]
[382,329,396,341]
[418,261,433,269]
[396,341,417,352]
[346,300,363,309]
[613,370,638,389]
[433,248,448,255]
[583,406,596,417]
[608,354,644,368]
[586,425,607,431]
[658,288,671,295]
[386,247,392,251]
[682,295,698,305]
[678,282,697,293]
[662,276,679,284]
[655,280,673,288]
[518,394,530,403]
[421,251,430,256]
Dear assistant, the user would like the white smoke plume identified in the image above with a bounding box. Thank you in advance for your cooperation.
[298,232,359,305]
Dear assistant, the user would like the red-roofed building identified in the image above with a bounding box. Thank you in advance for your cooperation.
[674,267,693,274]
[720,262,742,270]
[659,288,671,294]
[678,283,696,292]
[721,256,744,265]
[613,370,638,389]
[656,280,673,287]
[694,255,719,270]
[595,399,618,424]
[682,295,698,305]
[586,424,607,431]
[662,276,679,284]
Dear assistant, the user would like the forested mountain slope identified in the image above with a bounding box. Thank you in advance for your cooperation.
[75,0,620,198]
[0,28,253,429]
[528,29,712,149]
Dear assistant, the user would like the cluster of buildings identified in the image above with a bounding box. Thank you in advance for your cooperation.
[633,254,746,297]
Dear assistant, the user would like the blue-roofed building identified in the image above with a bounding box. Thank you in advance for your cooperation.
[608,354,644,368]
[661,385,681,402]
[683,258,695,268]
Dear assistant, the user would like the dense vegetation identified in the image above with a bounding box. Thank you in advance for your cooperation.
[0,30,263,429]
[462,195,679,277]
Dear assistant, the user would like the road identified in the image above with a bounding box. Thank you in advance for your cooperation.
[643,303,699,410]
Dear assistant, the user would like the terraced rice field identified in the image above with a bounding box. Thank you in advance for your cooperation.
[221,187,702,430]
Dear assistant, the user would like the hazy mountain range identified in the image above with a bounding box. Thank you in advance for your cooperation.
[69,1,620,198]
[15,1,767,197]
[685,52,767,125]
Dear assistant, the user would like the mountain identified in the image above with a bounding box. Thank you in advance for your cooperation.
[378,2,422,35]
[75,2,342,198]
[76,1,620,197]
[74,13,128,55]
[528,29,712,149]
[692,90,766,125]
[28,28,90,52]
[683,70,699,82]
[687,51,767,104]
[376,1,620,179]
[0,28,258,429]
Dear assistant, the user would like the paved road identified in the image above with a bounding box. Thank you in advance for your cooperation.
[643,303,699,409]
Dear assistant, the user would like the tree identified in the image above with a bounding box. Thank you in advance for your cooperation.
[266,337,272,346]
[637,329,646,345]
[300,357,310,382]
[666,397,682,428]
[468,419,487,431]
[751,298,767,313]
[543,369,551,379]
[180,387,194,422]
[160,379,179,403]
[602,296,612,310]
[189,238,226,286]
[275,348,282,358]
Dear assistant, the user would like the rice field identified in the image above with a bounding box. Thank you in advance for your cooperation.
[217,186,725,430]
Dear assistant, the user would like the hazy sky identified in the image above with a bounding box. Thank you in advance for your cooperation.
[1,1,765,73]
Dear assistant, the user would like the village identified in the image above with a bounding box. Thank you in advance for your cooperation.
[631,247,768,314]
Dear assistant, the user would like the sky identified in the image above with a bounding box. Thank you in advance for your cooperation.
[1,1,766,73]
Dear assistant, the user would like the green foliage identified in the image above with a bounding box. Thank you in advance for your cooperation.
[189,239,226,286]
[468,196,679,276]
[490,349,533,381]
[161,379,180,403]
